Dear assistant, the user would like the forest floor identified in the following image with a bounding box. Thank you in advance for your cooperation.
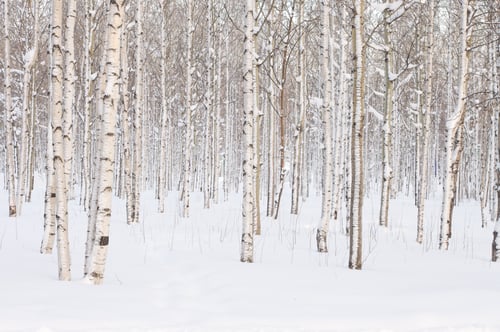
[1,183,500,331]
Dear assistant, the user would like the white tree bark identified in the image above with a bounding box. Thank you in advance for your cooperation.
[181,0,194,218]
[131,0,144,224]
[158,0,169,213]
[439,0,474,250]
[241,0,256,263]
[349,0,365,270]
[316,0,334,253]
[63,0,77,199]
[50,0,71,281]
[291,0,306,216]
[416,0,435,244]
[379,0,395,228]
[86,0,124,285]
[18,0,39,215]
[41,127,56,254]
[3,0,16,217]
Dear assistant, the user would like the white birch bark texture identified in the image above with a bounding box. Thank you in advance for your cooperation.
[492,108,500,261]
[241,0,256,263]
[82,0,94,211]
[3,0,16,217]
[63,0,77,199]
[158,0,169,213]
[50,0,71,281]
[416,0,435,244]
[86,0,123,285]
[379,0,395,228]
[316,0,334,253]
[291,0,306,216]
[439,0,474,250]
[41,127,56,254]
[131,0,144,224]
[18,0,39,215]
[349,0,365,270]
[181,0,194,218]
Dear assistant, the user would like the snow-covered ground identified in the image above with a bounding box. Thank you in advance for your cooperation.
[1,185,499,332]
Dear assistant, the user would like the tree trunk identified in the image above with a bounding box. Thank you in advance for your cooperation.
[416,0,435,244]
[291,0,306,216]
[63,0,76,199]
[349,0,365,270]
[3,0,16,217]
[86,0,124,285]
[316,0,333,253]
[439,0,474,250]
[158,0,169,213]
[51,0,71,281]
[18,0,39,215]
[181,0,194,218]
[241,0,256,263]
[379,0,395,228]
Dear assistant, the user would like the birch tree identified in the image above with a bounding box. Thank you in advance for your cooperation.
[158,0,169,213]
[379,0,395,228]
[349,0,366,270]
[3,0,16,217]
[416,0,435,244]
[17,0,39,215]
[86,0,124,285]
[241,0,256,263]
[181,0,194,218]
[50,0,71,280]
[63,0,77,199]
[439,0,474,250]
[291,0,306,216]
[316,0,334,253]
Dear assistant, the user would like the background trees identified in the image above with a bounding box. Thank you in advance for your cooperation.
[0,0,499,283]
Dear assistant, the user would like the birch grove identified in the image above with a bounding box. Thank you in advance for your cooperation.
[0,0,499,283]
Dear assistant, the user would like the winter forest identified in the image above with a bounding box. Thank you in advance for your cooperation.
[1,0,500,330]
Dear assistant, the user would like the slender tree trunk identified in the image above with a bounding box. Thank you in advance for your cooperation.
[3,0,16,217]
[131,0,144,224]
[349,0,365,270]
[18,0,39,215]
[417,0,435,244]
[291,0,306,216]
[379,1,395,228]
[158,0,169,213]
[316,0,334,253]
[241,0,256,263]
[41,128,56,254]
[181,0,194,218]
[86,0,124,285]
[439,0,474,250]
[63,0,76,200]
[51,0,71,281]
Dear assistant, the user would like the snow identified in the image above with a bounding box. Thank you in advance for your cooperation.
[1,183,500,331]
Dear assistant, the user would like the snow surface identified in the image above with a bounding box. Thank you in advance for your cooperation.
[1,183,500,332]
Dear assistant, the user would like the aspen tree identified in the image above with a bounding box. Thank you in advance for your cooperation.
[439,0,474,250]
[492,109,500,261]
[316,0,334,253]
[86,0,124,285]
[417,0,435,244]
[3,0,16,217]
[241,0,256,263]
[349,0,366,270]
